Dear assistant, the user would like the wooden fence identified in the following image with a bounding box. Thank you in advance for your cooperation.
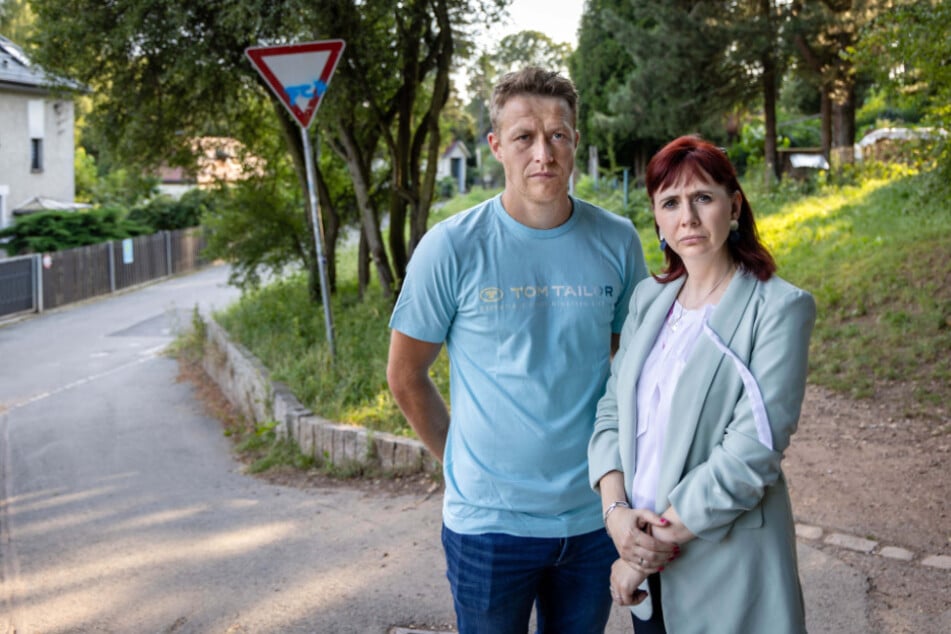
[0,227,209,319]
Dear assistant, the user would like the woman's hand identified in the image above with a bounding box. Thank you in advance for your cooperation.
[609,558,649,606]
[606,506,679,573]
[652,505,697,546]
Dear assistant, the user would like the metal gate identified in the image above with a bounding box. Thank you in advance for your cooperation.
[0,254,37,318]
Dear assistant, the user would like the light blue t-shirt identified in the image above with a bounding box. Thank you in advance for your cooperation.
[390,194,647,537]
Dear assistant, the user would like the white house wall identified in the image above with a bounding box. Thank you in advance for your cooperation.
[0,91,75,228]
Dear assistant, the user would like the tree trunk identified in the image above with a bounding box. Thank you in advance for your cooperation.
[409,0,453,261]
[832,82,856,166]
[761,55,780,183]
[336,124,395,297]
[820,86,832,160]
[358,228,369,299]
[759,0,780,184]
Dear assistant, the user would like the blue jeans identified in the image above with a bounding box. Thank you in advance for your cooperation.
[442,524,616,634]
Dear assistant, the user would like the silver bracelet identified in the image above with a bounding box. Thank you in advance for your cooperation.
[603,500,631,528]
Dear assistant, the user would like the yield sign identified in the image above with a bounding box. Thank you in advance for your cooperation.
[245,40,345,129]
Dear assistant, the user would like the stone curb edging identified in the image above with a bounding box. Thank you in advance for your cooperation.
[199,317,440,477]
[197,317,951,571]
[795,523,951,571]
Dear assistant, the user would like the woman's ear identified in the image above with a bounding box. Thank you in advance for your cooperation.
[731,191,742,220]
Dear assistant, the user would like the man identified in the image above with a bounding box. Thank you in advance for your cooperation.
[386,67,648,633]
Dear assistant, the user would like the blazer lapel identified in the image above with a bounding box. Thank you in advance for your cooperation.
[617,279,684,476]
[654,271,759,510]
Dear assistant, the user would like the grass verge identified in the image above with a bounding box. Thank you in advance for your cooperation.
[207,164,950,440]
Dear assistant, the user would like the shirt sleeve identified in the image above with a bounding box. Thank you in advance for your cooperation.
[388,222,459,344]
[612,225,649,333]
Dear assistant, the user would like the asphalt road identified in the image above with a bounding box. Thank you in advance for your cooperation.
[0,264,870,634]
[0,267,455,633]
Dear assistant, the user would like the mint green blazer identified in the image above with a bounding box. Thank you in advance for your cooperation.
[589,270,816,634]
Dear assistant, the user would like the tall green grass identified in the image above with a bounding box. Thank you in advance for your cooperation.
[216,167,949,434]
[754,174,950,408]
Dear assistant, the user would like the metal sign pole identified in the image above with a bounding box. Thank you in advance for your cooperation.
[301,126,336,358]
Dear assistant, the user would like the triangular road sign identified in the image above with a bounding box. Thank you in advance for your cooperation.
[246,40,346,129]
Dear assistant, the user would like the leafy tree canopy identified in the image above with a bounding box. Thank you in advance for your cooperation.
[28,0,508,299]
[0,0,32,43]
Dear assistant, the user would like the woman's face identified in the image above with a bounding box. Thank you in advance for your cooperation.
[652,167,740,265]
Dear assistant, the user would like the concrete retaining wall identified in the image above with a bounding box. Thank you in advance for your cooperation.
[200,318,439,475]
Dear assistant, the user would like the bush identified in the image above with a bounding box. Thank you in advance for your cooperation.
[437,176,457,200]
[0,207,151,254]
[128,188,219,231]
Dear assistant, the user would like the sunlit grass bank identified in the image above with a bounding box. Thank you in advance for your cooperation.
[215,168,949,435]
[755,175,950,407]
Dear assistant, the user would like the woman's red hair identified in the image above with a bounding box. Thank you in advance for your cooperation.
[645,135,776,282]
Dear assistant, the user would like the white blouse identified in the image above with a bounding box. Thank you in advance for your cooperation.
[630,301,715,512]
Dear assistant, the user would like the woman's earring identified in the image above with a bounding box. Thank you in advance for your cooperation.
[729,219,740,243]
[659,235,667,251]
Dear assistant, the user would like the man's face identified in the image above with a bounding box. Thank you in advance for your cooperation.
[487,94,578,210]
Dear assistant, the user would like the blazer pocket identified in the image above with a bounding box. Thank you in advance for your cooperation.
[733,504,764,530]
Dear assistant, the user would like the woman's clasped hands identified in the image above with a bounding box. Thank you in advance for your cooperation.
[606,507,680,606]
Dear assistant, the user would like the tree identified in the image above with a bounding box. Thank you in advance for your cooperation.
[788,0,895,166]
[0,0,33,43]
[28,0,506,301]
[572,1,751,181]
[492,30,572,76]
[857,1,951,176]
[570,0,643,175]
[720,0,795,183]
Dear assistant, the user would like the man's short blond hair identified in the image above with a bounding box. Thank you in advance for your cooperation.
[489,67,578,133]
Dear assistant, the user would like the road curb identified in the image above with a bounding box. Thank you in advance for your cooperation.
[200,316,440,476]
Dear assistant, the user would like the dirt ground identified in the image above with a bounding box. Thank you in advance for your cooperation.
[784,384,950,633]
[184,358,950,633]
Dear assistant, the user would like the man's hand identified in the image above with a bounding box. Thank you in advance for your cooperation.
[610,558,649,606]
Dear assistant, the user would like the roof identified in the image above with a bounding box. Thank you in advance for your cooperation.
[0,34,84,93]
[12,196,92,215]
[442,139,471,159]
[856,127,948,149]
[789,153,830,170]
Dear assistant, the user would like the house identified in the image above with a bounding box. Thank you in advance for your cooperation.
[156,136,263,199]
[436,139,471,194]
[0,34,82,231]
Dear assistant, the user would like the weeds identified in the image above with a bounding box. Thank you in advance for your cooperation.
[235,421,317,473]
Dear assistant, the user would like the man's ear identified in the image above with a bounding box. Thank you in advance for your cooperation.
[487,131,502,161]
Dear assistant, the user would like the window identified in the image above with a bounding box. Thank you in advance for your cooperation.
[31,138,43,172]
[28,100,45,172]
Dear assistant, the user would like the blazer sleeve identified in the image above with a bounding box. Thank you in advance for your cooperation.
[668,286,816,542]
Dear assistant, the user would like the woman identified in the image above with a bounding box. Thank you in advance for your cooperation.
[589,135,816,633]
